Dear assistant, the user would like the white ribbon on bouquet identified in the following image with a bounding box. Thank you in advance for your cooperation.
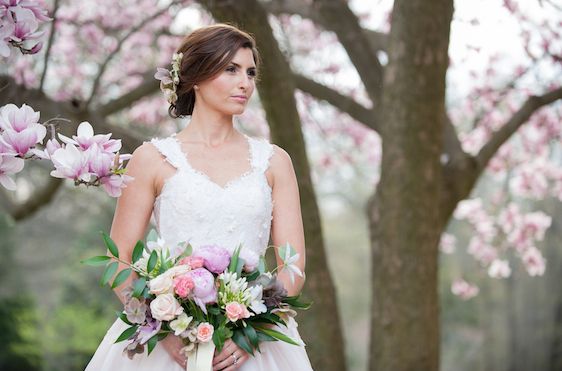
[186,341,215,371]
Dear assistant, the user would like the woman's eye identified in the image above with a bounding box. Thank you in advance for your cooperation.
[226,66,236,73]
[247,70,256,78]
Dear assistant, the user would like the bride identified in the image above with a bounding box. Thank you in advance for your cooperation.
[85,24,313,370]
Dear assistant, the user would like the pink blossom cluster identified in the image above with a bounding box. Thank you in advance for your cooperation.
[453,198,551,280]
[0,0,51,57]
[0,103,133,197]
[0,103,45,189]
[451,278,479,301]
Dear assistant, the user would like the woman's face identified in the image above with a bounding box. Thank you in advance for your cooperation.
[195,47,257,116]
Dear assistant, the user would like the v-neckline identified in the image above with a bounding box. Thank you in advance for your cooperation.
[170,133,255,191]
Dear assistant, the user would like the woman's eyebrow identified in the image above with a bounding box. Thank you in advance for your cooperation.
[230,62,257,69]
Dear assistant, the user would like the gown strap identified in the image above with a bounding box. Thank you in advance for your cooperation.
[149,136,188,170]
[250,137,275,174]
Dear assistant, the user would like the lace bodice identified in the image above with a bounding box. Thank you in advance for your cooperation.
[149,134,275,258]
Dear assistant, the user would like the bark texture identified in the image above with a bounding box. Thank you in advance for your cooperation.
[368,1,454,370]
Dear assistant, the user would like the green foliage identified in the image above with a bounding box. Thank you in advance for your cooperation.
[0,296,42,371]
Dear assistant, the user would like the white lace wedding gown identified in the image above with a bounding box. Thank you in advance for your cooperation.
[85,134,313,370]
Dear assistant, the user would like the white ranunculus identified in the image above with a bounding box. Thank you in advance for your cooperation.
[150,294,184,321]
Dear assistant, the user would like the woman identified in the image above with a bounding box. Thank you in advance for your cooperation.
[86,24,313,370]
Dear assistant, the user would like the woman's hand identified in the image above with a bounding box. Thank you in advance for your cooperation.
[212,339,249,371]
[161,334,187,368]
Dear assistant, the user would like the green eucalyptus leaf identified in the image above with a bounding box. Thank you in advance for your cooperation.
[111,268,132,289]
[146,229,158,243]
[100,261,119,287]
[102,231,119,258]
[81,255,111,266]
[132,241,144,263]
[147,334,159,355]
[132,277,147,298]
[147,250,158,274]
[115,325,138,343]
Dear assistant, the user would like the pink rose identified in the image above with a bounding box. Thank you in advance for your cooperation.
[196,322,214,342]
[174,274,195,298]
[225,302,251,322]
[178,256,205,269]
[192,245,231,274]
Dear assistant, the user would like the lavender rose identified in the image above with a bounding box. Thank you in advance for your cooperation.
[192,245,231,274]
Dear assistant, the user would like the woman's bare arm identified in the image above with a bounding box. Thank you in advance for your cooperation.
[269,145,306,296]
[109,142,160,304]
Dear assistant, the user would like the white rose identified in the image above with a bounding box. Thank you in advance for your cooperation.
[149,273,174,295]
[150,294,184,321]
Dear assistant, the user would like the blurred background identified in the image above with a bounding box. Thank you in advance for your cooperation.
[1,0,561,370]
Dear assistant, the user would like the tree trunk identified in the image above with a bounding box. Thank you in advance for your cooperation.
[368,0,454,370]
[198,1,347,369]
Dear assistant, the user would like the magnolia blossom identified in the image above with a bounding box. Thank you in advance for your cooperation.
[0,1,50,56]
[439,233,456,254]
[0,103,46,156]
[58,121,121,153]
[0,153,24,190]
[488,259,511,279]
[522,247,546,276]
[451,278,479,300]
[49,143,90,182]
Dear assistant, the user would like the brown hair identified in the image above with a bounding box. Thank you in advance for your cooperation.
[169,23,260,118]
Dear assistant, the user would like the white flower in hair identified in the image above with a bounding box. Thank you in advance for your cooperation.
[154,52,183,104]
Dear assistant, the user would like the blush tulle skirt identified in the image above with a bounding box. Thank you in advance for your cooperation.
[85,317,313,371]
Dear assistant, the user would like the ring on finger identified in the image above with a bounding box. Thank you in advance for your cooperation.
[231,353,238,365]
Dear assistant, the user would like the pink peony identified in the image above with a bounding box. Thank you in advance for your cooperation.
[188,268,217,305]
[240,248,259,272]
[174,274,195,298]
[192,245,231,274]
[225,302,251,322]
[196,322,214,343]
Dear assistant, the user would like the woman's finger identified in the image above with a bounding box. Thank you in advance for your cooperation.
[212,340,237,365]
[219,352,248,371]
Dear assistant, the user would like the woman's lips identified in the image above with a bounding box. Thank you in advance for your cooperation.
[230,95,247,103]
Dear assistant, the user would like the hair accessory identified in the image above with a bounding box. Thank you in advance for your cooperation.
[154,52,183,104]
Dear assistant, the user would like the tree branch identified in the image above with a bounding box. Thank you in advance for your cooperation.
[312,0,384,105]
[85,2,181,108]
[262,0,388,52]
[293,73,379,131]
[98,72,160,116]
[39,0,60,92]
[475,86,562,173]
[8,177,63,221]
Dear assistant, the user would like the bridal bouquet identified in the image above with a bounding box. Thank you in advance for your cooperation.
[82,230,310,370]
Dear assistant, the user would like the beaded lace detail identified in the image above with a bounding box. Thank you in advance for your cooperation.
[150,134,275,258]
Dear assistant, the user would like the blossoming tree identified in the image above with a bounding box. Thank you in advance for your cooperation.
[1,0,561,370]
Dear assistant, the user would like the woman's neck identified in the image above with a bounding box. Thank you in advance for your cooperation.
[178,107,237,147]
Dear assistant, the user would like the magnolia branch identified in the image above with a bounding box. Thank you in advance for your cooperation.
[293,73,379,132]
[39,0,60,92]
[262,0,388,53]
[86,1,183,108]
[7,177,63,221]
[475,86,562,173]
[98,72,160,116]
